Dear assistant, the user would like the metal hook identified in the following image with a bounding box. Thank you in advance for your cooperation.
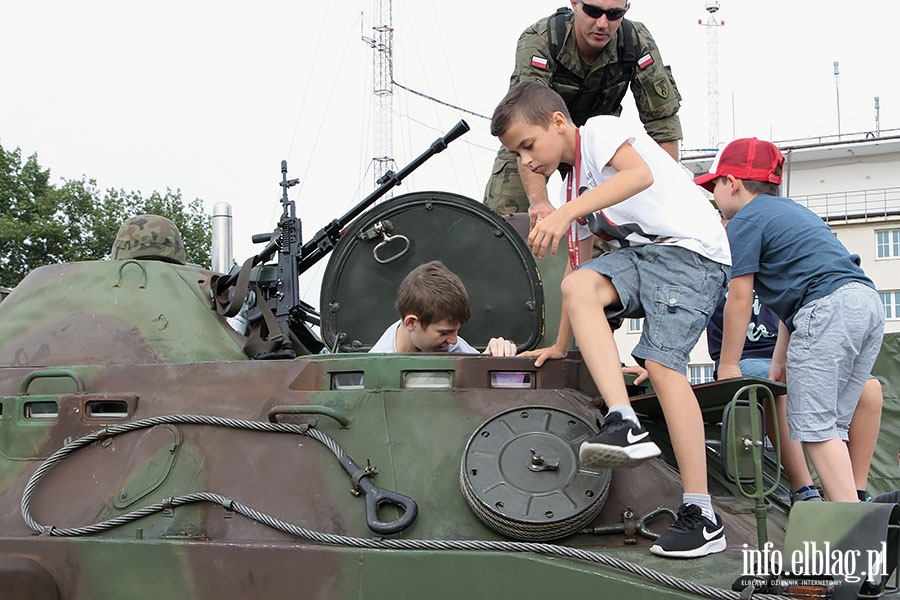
[113,260,148,289]
[337,453,418,535]
[580,505,678,542]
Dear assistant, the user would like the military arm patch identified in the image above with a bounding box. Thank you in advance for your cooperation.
[637,53,654,69]
[530,55,549,69]
[652,78,669,99]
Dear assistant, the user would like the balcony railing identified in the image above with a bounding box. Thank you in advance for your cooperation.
[682,128,900,159]
[792,187,900,223]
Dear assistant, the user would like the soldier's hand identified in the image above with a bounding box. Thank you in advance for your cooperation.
[528,200,555,231]
[483,337,517,357]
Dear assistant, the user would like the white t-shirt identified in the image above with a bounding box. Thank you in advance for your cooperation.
[563,116,731,266]
[368,320,479,354]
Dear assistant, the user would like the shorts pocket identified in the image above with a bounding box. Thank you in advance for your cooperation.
[791,301,816,342]
[649,285,708,353]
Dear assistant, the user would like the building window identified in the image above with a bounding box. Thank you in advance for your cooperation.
[627,318,643,333]
[882,291,900,320]
[689,364,715,385]
[876,229,900,259]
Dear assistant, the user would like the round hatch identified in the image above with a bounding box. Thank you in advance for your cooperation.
[460,405,611,540]
[320,191,543,352]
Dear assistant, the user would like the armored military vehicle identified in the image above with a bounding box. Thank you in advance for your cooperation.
[1,122,899,599]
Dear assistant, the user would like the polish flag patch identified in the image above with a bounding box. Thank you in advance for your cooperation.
[531,55,549,69]
[637,53,654,69]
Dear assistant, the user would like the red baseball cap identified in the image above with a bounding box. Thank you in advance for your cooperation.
[694,138,785,192]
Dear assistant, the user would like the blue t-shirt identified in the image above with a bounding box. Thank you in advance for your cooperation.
[727,194,874,331]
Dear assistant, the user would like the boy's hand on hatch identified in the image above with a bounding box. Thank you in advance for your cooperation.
[483,337,517,357]
[519,345,567,367]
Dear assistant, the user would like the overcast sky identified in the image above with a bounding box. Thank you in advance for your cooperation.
[3,0,898,304]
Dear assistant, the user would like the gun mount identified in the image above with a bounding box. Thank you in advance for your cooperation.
[214,120,471,359]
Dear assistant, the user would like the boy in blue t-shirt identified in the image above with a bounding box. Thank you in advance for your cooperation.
[695,138,884,502]
[707,290,884,504]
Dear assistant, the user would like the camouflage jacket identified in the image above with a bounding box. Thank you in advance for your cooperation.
[510,9,682,142]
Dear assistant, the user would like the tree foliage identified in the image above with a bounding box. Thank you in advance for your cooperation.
[0,140,211,288]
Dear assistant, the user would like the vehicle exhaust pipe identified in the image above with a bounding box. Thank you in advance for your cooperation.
[211,202,233,273]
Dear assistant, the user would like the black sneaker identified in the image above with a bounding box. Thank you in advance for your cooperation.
[650,503,726,558]
[578,412,661,469]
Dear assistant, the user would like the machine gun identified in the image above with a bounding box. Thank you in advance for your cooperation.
[216,119,470,359]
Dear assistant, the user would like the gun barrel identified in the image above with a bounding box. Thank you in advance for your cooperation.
[295,120,470,275]
[337,120,470,231]
[441,120,470,147]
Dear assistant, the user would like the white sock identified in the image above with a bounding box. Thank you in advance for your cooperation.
[607,405,640,428]
[683,493,716,522]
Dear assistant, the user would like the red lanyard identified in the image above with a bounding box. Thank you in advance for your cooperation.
[565,128,582,270]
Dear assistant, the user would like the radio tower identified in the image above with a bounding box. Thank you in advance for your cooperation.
[698,2,725,148]
[362,0,396,194]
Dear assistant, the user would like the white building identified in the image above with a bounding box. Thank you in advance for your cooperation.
[613,130,900,384]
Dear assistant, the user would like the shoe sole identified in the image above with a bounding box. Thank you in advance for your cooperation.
[579,440,661,469]
[649,535,727,559]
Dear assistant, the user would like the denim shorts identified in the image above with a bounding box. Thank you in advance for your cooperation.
[739,357,772,380]
[786,282,884,443]
[578,244,730,373]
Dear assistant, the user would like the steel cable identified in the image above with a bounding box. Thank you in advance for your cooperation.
[20,414,787,600]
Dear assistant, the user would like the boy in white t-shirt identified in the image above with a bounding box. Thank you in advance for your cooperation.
[490,81,731,558]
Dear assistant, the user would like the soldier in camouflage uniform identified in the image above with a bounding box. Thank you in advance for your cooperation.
[110,214,187,265]
[485,1,683,224]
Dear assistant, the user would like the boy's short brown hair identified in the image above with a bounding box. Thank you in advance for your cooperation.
[712,176,781,197]
[395,260,471,327]
[741,179,781,196]
[490,81,572,138]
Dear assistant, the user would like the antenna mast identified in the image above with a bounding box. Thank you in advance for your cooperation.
[362,0,396,194]
[833,61,842,138]
[875,96,881,136]
[699,1,724,148]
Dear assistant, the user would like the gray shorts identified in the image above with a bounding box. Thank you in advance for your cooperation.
[578,244,730,373]
[786,282,884,443]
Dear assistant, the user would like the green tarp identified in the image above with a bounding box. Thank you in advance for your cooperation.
[869,332,900,496]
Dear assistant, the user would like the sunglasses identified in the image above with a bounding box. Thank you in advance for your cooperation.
[579,1,629,21]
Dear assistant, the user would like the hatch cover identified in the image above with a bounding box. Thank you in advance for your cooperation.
[460,406,611,540]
